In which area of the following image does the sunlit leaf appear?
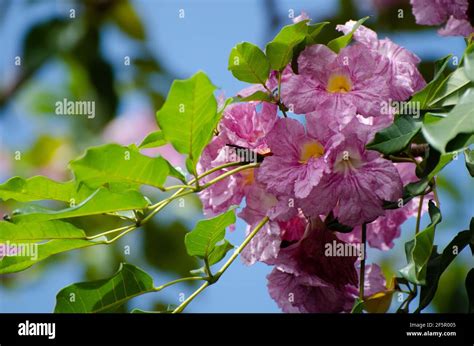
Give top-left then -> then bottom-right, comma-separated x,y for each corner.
70,143 -> 172,189
156,71 -> 218,174
55,263 -> 154,313
185,209 -> 235,266
228,42 -> 270,84
327,17 -> 368,53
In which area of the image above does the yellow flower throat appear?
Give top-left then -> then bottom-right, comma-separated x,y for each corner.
299,141 -> 324,164
326,74 -> 352,93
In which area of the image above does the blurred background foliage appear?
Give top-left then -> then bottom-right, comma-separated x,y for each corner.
0,0 -> 472,313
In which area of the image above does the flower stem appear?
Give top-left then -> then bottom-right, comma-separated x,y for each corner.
415,194 -> 425,235
172,216 -> 270,313
359,223 -> 367,300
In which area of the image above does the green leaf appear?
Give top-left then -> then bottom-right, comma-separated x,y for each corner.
138,131 -> 167,149
416,219 -> 474,312
409,55 -> 452,109
405,152 -> 454,197
185,209 -> 235,266
54,263 -> 155,313
327,17 -> 369,53
11,188 -> 149,222
0,239 -> 99,274
429,67 -> 471,107
464,148 -> 474,177
366,116 -> 421,155
0,219 -> 86,241
399,201 -> 442,285
351,298 -> 365,313
228,42 -> 270,84
466,268 -> 474,313
463,43 -> 474,81
156,71 -> 218,173
70,143 -> 172,189
235,90 -> 273,102
422,89 -> 474,153
265,20 -> 310,71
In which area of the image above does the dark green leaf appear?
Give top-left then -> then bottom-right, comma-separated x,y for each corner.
399,201 -> 442,285
416,220 -> 474,312
422,89 -> 474,153
466,268 -> 474,313
409,55 -> 452,109
465,148 -> 474,177
463,43 -> 474,81
366,116 -> 421,155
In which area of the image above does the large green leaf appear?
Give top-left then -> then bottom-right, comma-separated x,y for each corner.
0,176 -> 77,203
0,219 -> 86,241
366,116 -> 421,155
327,17 -> 368,53
156,71 -> 218,173
54,263 -> 155,313
416,218 -> 474,312
409,55 -> 452,109
266,21 -> 308,71
185,209 -> 235,266
11,188 -> 149,222
228,42 -> 270,84
429,67 -> 471,107
399,201 -> 442,285
463,43 -> 474,81
422,89 -> 474,153
0,238 -> 99,274
70,143 -> 172,189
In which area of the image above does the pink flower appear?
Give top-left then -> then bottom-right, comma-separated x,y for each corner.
281,44 -> 391,121
292,11 -> 310,24
336,21 -> 426,101
197,102 -> 277,216
299,119 -> 403,227
346,264 -> 388,298
338,162 -> 431,250
239,183 -> 306,265
266,218 -> 358,313
257,116 -> 334,199
410,0 -> 474,36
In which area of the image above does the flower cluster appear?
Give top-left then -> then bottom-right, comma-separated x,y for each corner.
410,0 -> 474,37
198,21 -> 429,312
